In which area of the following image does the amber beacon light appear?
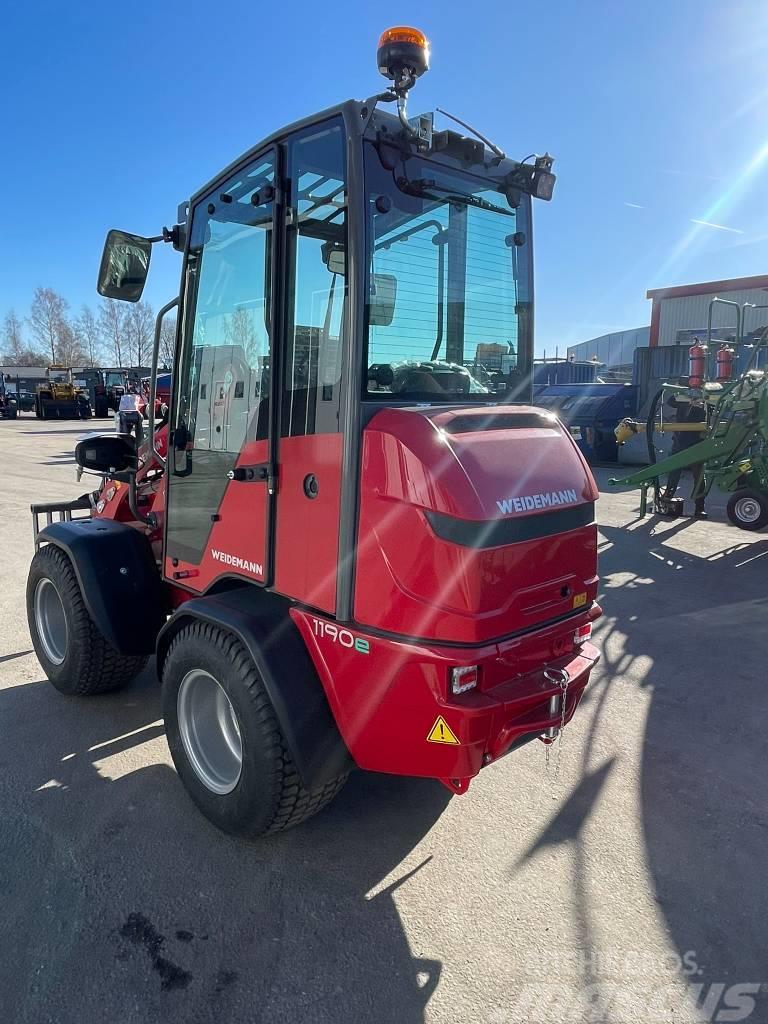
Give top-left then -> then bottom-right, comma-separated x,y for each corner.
377,26 -> 430,93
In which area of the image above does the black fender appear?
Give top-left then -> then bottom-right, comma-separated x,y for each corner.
156,588 -> 355,790
36,519 -> 167,656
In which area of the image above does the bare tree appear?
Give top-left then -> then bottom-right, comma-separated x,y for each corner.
29,287 -> 69,364
98,298 -> 128,367
76,305 -> 102,367
2,310 -> 24,359
1,310 -> 46,364
126,301 -> 154,368
226,307 -> 261,365
56,320 -> 88,367
159,316 -> 177,368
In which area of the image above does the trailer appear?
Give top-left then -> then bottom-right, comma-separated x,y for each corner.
533,381 -> 639,462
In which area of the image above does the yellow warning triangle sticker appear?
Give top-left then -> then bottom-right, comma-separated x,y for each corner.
426,715 -> 460,745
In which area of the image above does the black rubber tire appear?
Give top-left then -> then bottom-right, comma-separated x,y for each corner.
162,622 -> 348,838
726,489 -> 768,531
26,545 -> 148,695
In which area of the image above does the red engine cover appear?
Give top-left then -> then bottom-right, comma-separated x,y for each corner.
354,405 -> 599,644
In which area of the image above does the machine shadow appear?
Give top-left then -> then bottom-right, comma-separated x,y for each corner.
597,523 -> 768,1009
0,667 -> 451,1024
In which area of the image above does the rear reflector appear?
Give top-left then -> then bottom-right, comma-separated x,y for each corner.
450,665 -> 479,695
574,623 -> 592,645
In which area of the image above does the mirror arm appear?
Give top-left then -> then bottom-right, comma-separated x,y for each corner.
149,297 -> 179,467
111,469 -> 156,529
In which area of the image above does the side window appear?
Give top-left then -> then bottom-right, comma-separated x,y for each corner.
178,153 -> 274,452
282,122 -> 346,437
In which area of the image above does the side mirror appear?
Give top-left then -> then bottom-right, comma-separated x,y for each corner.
97,229 -> 152,302
327,249 -> 346,276
74,433 -> 136,475
321,242 -> 346,276
369,273 -> 398,327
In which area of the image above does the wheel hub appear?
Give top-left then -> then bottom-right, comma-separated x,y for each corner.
177,669 -> 242,794
34,578 -> 68,666
735,497 -> 761,524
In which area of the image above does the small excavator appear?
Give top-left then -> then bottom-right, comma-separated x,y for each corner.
611,298 -> 768,531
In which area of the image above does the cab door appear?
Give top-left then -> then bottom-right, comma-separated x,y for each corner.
164,151 -> 276,591
272,119 -> 348,614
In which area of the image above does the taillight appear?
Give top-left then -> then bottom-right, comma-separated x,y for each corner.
450,665 -> 479,695
574,623 -> 592,646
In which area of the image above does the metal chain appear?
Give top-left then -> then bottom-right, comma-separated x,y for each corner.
553,675 -> 570,783
543,671 -> 570,790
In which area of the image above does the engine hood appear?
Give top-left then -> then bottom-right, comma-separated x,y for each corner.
361,405 -> 598,520
354,404 -> 600,644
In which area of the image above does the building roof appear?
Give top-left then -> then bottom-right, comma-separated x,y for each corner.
647,274 -> 768,301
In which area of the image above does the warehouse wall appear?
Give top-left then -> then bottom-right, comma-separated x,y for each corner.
657,287 -> 768,345
566,326 -> 649,367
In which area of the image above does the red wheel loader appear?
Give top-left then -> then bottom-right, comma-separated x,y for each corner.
26,28 -> 601,837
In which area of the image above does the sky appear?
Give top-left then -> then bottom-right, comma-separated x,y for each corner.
2,0 -> 768,355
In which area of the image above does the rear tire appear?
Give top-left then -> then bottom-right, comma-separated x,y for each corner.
162,622 -> 348,837
726,489 -> 768,531
26,545 -> 148,695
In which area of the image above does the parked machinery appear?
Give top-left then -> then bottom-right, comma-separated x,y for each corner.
34,366 -> 92,420
612,299 -> 768,530
0,376 -> 18,419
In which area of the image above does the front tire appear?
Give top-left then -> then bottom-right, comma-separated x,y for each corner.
162,622 -> 348,837
726,489 -> 768,531
26,545 -> 148,695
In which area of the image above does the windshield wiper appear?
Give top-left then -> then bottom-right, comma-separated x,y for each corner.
396,177 -> 513,216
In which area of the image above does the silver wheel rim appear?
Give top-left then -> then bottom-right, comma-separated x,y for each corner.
177,669 -> 242,794
734,497 -> 761,524
34,578 -> 68,666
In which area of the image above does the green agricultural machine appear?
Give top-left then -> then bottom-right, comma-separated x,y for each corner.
611,299 -> 768,531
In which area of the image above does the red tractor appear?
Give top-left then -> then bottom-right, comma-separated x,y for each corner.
26,29 -> 601,837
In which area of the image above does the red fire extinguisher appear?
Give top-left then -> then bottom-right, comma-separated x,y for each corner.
716,342 -> 735,382
688,339 -> 707,389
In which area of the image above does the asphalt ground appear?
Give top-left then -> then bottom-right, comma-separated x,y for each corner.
1,414 -> 766,1024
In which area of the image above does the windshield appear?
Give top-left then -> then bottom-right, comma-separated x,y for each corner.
364,144 -> 532,402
